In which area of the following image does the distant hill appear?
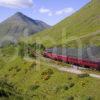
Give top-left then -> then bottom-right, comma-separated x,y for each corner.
0,12 -> 50,46
28,0 -> 100,47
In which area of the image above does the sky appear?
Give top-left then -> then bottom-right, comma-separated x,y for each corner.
0,0 -> 90,25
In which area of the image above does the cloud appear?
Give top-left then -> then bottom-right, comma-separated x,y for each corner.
39,7 -> 75,17
39,7 -> 53,16
48,12 -> 53,16
55,8 -> 75,15
39,8 -> 50,13
0,0 -> 33,8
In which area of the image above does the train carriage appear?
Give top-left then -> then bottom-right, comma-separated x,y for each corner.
43,46 -> 100,70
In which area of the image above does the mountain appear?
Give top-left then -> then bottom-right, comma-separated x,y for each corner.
0,12 -> 50,45
28,0 -> 100,47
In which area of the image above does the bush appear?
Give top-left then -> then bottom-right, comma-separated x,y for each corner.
67,77 -> 72,80
86,96 -> 93,100
18,42 -> 26,58
46,69 -> 54,75
52,85 -> 61,93
41,69 -> 53,76
63,85 -> 69,90
0,80 -> 21,98
63,82 -> 75,91
30,62 -> 36,68
69,83 -> 75,88
81,82 -> 86,87
42,74 -> 50,80
16,68 -> 21,72
67,96 -> 74,100
0,89 -> 10,97
9,67 -> 14,72
41,69 -> 54,80
31,43 -> 45,51
30,85 -> 40,91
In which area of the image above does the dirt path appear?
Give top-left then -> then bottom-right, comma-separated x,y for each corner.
24,56 -> 100,79
89,74 -> 100,79
46,59 -> 100,79
45,60 -> 83,74
58,67 -> 82,74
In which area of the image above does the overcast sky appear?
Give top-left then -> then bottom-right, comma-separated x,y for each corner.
0,0 -> 90,25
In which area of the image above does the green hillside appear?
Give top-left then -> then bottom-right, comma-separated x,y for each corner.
0,45 -> 100,100
25,0 -> 100,47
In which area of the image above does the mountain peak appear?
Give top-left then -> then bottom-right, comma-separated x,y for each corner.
0,12 -> 50,43
9,12 -> 32,23
13,12 -> 26,19
15,12 -> 24,16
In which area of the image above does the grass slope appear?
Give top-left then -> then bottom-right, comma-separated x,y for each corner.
25,0 -> 100,47
0,46 -> 100,100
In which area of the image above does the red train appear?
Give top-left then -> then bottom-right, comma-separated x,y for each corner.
43,47 -> 100,70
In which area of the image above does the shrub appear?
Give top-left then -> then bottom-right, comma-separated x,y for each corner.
81,82 -> 86,87
41,69 -> 54,80
31,43 -> 45,51
41,69 -> 53,75
86,96 -> 93,100
24,69 -> 29,74
67,77 -> 72,80
4,74 -> 9,78
41,71 -> 47,76
52,85 -> 61,93
30,85 -> 40,91
67,96 -> 74,100
9,67 -> 13,72
41,68 -> 53,75
69,83 -> 75,88
29,62 -> 36,69
16,68 -> 21,72
18,42 -> 25,58
0,80 -> 21,98
63,85 -> 69,90
63,82 -> 75,91
0,89 -> 10,97
46,68 -> 53,75
42,74 -> 50,80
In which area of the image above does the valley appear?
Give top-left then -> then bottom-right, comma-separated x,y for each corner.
0,0 -> 100,100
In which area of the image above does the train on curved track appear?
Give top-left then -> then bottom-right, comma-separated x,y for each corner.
43,46 -> 100,70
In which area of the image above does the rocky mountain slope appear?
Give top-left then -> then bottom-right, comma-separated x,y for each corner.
0,12 -> 50,45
